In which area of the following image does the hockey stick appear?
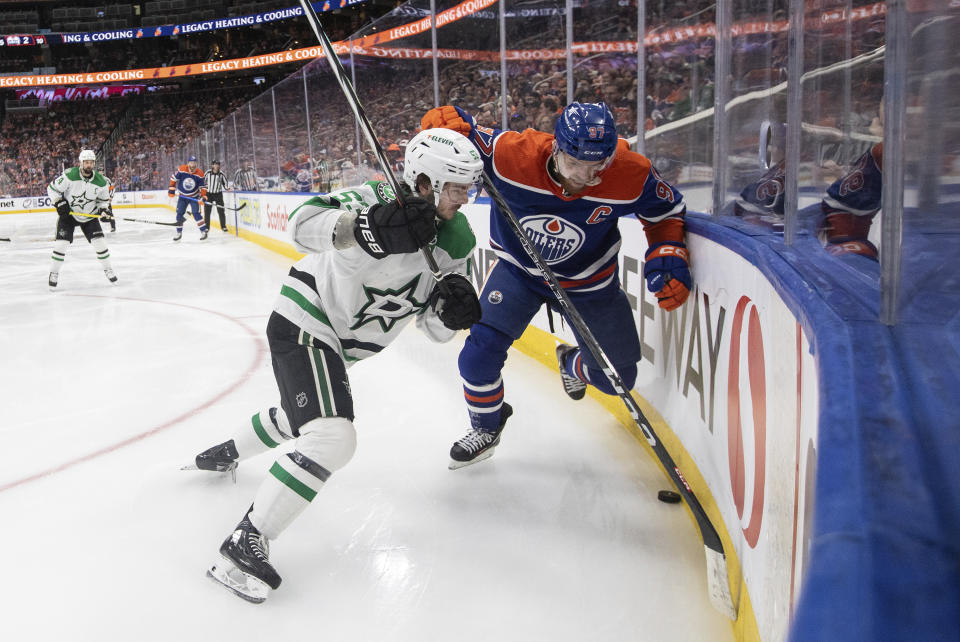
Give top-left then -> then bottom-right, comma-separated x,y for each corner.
175,194 -> 247,212
0,237 -> 10,242
68,210 -> 181,227
481,173 -> 737,620
296,0 -> 448,294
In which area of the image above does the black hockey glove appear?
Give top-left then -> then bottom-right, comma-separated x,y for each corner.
98,208 -> 114,223
354,197 -> 438,258
428,273 -> 482,330
55,200 -> 71,218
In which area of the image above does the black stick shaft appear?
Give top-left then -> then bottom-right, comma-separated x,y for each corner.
297,0 -> 445,287
481,173 -> 734,617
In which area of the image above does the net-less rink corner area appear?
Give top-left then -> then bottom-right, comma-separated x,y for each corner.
0,211 -> 731,642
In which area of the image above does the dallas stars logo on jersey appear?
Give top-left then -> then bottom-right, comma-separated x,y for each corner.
70,193 -> 94,211
350,275 -> 425,333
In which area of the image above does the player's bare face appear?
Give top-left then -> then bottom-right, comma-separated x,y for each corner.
80,160 -> 95,177
554,151 -> 607,191
187,162 -> 197,171
436,183 -> 472,220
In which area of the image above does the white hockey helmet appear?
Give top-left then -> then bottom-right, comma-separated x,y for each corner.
403,128 -> 483,198
78,149 -> 96,162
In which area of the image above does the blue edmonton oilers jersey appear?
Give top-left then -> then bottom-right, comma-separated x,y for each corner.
169,165 -> 206,198
467,123 -> 685,293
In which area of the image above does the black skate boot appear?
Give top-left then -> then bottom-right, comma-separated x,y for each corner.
207,509 -> 282,603
173,231 -> 182,242
200,229 -> 208,241
190,439 -> 239,478
556,344 -> 587,401
449,403 -> 513,470
48,272 -> 59,290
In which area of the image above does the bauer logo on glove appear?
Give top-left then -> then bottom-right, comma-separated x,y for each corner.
353,198 -> 438,258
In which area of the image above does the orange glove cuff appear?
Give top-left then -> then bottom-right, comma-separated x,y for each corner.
656,279 -> 690,311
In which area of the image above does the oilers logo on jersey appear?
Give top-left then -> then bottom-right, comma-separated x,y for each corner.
520,215 -> 585,264
180,175 -> 200,193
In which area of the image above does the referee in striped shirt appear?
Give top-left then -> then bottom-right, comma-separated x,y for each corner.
204,160 -> 228,232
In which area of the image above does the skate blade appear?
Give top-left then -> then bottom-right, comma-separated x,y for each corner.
448,447 -> 496,470
181,463 -> 237,483
207,555 -> 270,604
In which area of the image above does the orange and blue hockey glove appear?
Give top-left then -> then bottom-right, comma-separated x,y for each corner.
643,242 -> 692,311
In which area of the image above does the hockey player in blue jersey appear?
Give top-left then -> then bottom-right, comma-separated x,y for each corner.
168,155 -> 209,241
422,102 -> 692,469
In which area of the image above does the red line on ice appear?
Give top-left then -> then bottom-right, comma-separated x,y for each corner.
0,294 -> 268,493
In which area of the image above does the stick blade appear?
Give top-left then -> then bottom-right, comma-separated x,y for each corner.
704,546 -> 738,620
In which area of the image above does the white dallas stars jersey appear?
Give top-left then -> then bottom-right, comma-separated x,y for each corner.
275,181 -> 477,363
47,167 -> 111,223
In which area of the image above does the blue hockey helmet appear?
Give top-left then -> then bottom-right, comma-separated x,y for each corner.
553,102 -> 618,162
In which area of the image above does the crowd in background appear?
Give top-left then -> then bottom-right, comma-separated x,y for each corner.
0,0 -> 890,197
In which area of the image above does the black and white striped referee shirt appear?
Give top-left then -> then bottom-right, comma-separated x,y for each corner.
205,170 -> 226,194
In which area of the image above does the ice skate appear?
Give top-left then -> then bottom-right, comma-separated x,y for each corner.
449,403 -> 513,470
173,231 -> 182,242
200,229 -> 208,241
48,272 -> 59,290
104,267 -> 118,284
207,511 -> 281,603
183,439 -> 238,482
556,344 -> 587,401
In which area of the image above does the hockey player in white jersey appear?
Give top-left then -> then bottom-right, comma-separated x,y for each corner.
192,129 -> 484,603
47,149 -> 118,289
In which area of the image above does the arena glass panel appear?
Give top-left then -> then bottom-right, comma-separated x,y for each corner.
249,90 -> 281,191
717,0 -> 789,226
211,121 -> 227,179
503,0 -> 568,132
299,38 -> 373,193
571,0 -> 639,140
233,103 -> 257,191
271,69 -> 315,193
895,9 -> 959,321
640,0 -> 717,212
348,0 -> 436,187
792,0 -> 884,281
436,0 -> 501,128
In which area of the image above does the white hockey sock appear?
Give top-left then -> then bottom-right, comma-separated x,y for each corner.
232,407 -> 294,460
90,236 -> 113,270
50,239 -> 69,272
249,417 -> 356,540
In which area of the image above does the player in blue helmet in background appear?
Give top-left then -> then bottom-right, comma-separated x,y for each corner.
168,155 -> 208,241
422,101 -> 692,469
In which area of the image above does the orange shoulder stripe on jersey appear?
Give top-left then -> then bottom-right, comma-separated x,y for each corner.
492,134 -> 654,203
580,140 -> 651,202
490,130 -> 556,193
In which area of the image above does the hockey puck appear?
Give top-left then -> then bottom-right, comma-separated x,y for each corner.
657,490 -> 682,504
